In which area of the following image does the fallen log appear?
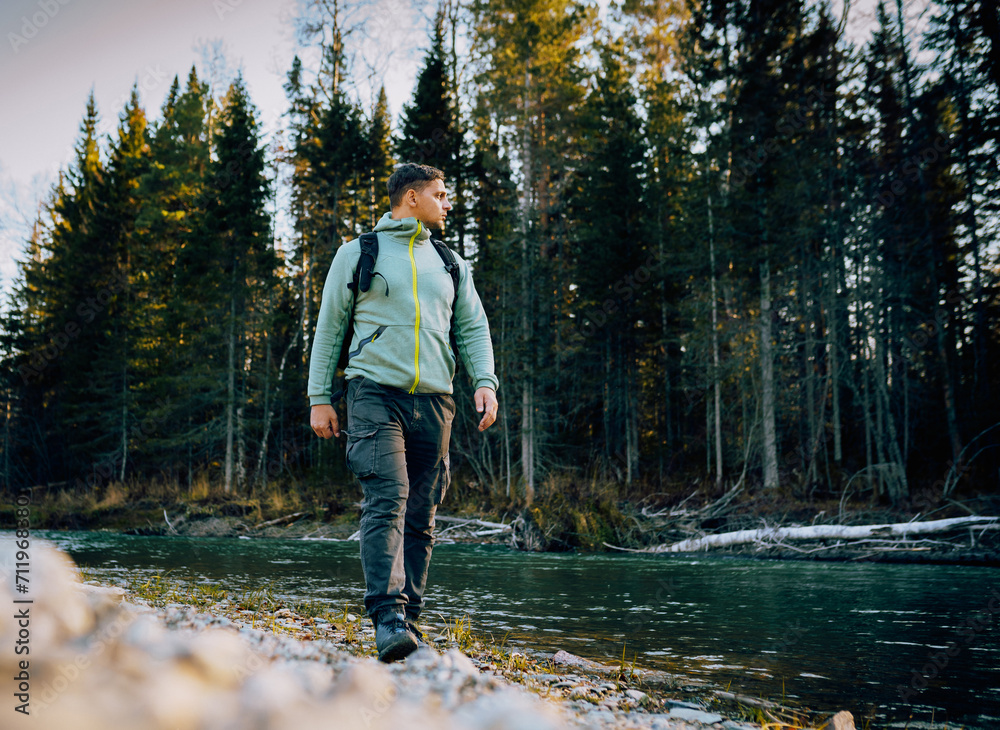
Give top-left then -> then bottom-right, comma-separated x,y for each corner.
254,511 -> 308,529
435,516 -> 511,531
638,515 -> 999,553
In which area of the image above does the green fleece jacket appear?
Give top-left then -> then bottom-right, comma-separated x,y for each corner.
308,213 -> 499,405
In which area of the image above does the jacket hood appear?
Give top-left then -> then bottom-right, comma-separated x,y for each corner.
373,212 -> 432,244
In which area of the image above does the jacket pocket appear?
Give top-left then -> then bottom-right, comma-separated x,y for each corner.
348,326 -> 387,361
345,426 -> 379,478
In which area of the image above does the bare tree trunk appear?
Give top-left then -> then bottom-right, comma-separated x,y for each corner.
500,276 -> 512,498
936,320 -> 963,466
873,333 -> 886,499
708,194 -> 723,487
258,302 -> 273,494
255,293 -> 304,489
301,248 -> 312,370
903,357 -> 910,463
760,259 -> 779,489
224,295 -> 236,494
827,257 -> 842,465
659,233 -> 672,458
627,355 -> 639,488
605,338 -> 614,477
519,65 -> 534,503
3,385 -> 11,490
119,360 -> 127,483
796,245 -> 817,489
705,387 -> 712,477
863,353 -> 873,495
236,402 -> 247,491
875,355 -> 909,501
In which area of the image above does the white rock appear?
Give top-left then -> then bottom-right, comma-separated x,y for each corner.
185,629 -> 263,688
668,706 -> 724,724
443,648 -> 479,677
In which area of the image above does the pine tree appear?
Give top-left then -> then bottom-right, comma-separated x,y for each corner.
567,40 -> 647,487
31,94 -> 108,484
396,8 -> 457,172
84,85 -> 152,487
395,6 -> 468,252
135,68 -> 212,486
470,0 -> 593,499
180,74 -> 276,493
365,86 -> 394,226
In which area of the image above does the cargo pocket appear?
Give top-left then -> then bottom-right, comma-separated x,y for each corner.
433,453 -> 451,505
345,426 -> 379,478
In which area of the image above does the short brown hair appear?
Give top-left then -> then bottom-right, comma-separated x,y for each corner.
388,163 -> 445,208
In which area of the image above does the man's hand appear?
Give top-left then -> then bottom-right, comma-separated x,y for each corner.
474,387 -> 498,432
311,404 -> 340,439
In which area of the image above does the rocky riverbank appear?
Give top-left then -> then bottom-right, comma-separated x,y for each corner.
1,539 -> 864,730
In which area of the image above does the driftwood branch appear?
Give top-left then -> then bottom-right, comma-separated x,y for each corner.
255,511 -> 308,529
435,516 -> 511,531
632,515 -> 999,553
163,510 -> 178,535
435,516 -> 512,543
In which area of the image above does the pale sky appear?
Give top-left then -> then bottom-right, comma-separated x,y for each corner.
0,0 -> 433,295
0,0 -> 901,299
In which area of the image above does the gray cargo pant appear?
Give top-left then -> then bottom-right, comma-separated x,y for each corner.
345,376 -> 454,619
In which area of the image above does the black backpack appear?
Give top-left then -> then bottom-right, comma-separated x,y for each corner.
330,231 -> 461,402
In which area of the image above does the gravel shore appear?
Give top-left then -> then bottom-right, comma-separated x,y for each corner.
0,539 -> 777,729
0,539 -> 867,729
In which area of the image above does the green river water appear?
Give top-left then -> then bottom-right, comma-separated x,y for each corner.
28,530 -> 1000,728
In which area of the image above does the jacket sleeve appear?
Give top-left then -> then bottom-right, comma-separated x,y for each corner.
452,255 -> 499,393
307,243 -> 359,406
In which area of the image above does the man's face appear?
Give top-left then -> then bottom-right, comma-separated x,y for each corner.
408,179 -> 452,231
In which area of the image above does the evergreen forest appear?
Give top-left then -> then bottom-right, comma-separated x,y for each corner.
3,0 -> 999,526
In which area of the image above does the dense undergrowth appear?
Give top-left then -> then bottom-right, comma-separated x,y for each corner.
4,463 -> 995,554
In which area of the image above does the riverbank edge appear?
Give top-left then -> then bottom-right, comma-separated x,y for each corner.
114,508 -> 1000,566
85,571 -> 841,730
5,487 -> 999,564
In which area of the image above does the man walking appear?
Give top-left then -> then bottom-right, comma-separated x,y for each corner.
308,163 -> 499,662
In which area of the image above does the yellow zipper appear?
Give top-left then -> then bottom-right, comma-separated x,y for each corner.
408,222 -> 422,393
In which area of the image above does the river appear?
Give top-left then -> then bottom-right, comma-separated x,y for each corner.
31,529 -> 1000,728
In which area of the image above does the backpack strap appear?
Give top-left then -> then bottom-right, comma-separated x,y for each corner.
334,232 -> 379,387
430,238 -> 461,359
350,232 -> 380,295
333,234 -> 460,400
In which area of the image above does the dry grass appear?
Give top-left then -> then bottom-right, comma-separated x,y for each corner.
97,481 -> 128,509
187,473 -> 211,501
264,484 -> 303,515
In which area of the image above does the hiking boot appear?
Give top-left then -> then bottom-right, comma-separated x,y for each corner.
404,618 -> 427,646
374,609 -> 418,663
